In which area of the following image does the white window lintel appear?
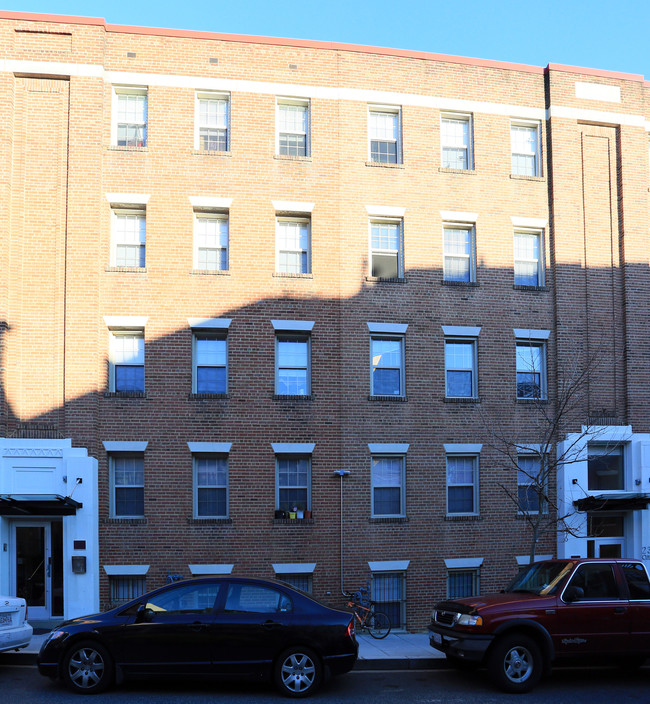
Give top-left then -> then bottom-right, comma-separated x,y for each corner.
511,216 -> 547,228
365,205 -> 406,218
104,316 -> 148,330
272,563 -> 316,574
271,320 -> 315,332
444,444 -> 483,454
444,557 -> 484,569
103,564 -> 149,576
188,564 -> 234,575
188,318 -> 232,330
367,322 -> 408,334
103,441 -> 148,452
272,443 -> 315,454
189,196 -> 233,210
187,442 -> 232,454
514,328 -> 551,340
516,554 -> 554,566
368,443 -> 410,454
442,325 -> 481,337
106,193 -> 150,206
272,200 -> 314,213
368,560 -> 410,572
440,211 -> 478,223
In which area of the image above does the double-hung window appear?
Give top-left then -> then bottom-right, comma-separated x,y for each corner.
272,320 -> 313,397
443,326 -> 480,399
277,98 -> 309,157
113,87 -> 147,147
110,452 -> 145,517
448,570 -> 480,599
189,318 -> 231,395
276,217 -> 310,274
371,568 -> 407,629
446,450 -> 480,515
517,452 -> 547,513
371,454 -> 406,517
194,454 -> 229,518
368,106 -> 401,163
515,330 -> 549,399
514,229 -> 544,286
109,330 -> 145,393
111,208 -> 146,268
443,224 -> 475,283
368,323 -> 407,398
511,121 -> 541,176
274,451 -> 312,513
370,218 -> 403,279
194,212 -> 229,271
195,92 -> 229,151
441,114 -> 472,169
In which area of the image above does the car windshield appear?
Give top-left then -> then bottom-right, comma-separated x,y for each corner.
505,561 -> 575,596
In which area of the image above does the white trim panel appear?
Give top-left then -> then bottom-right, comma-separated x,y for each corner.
368,560 -> 410,571
444,558 -> 484,569
516,444 -> 543,454
272,200 -> 315,213
511,216 -> 548,228
187,442 -> 232,453
442,326 -> 481,337
444,444 -> 483,454
368,443 -> 410,454
189,196 -> 233,209
106,193 -> 150,205
440,211 -> 478,223
575,82 -> 621,103
367,322 -> 408,334
103,564 -> 149,576
103,441 -> 148,452
271,443 -> 316,454
104,316 -> 148,329
188,564 -> 234,575
272,563 -> 317,574
271,320 -> 315,332
514,328 -> 551,340
365,205 -> 406,218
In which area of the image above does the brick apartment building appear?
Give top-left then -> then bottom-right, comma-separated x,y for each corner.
0,10 -> 649,630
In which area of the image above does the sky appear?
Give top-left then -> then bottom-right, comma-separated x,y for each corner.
5,0 -> 650,80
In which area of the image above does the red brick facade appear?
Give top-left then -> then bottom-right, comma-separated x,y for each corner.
1,12 -> 649,629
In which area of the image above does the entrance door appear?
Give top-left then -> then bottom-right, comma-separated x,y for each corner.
14,522 -> 63,620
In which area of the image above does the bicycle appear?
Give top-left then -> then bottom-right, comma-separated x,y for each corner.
344,588 -> 391,639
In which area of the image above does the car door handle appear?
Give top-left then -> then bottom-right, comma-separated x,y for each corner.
613,607 -> 627,614
261,620 -> 283,629
190,621 -> 207,631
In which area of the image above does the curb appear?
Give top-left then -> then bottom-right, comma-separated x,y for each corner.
0,651 -> 37,666
354,657 -> 445,671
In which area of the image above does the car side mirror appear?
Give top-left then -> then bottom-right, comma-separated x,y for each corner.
564,586 -> 584,603
135,603 -> 154,623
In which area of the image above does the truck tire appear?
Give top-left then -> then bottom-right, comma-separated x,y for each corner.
487,634 -> 542,693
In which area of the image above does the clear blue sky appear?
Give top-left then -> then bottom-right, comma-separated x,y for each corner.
7,1 -> 650,79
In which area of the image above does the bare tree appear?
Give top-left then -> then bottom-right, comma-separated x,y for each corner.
482,346 -> 609,564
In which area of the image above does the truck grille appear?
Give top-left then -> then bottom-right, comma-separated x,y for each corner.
434,609 -> 459,627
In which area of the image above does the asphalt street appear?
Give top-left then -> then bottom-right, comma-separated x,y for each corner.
1,663 -> 649,703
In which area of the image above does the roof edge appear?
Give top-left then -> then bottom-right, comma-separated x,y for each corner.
546,62 -> 645,84
0,10 -> 105,26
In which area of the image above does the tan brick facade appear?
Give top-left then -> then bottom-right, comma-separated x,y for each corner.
1,11 -> 649,629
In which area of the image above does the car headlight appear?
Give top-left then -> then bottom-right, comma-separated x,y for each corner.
457,614 -> 483,627
43,630 -> 67,647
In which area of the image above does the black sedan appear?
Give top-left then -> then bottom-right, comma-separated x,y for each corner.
37,576 -> 358,697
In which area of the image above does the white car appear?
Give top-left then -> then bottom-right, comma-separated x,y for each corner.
0,596 -> 32,653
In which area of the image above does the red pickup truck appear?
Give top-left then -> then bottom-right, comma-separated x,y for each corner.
428,558 -> 650,692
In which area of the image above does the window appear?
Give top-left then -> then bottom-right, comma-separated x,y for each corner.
370,335 -> 405,397
193,454 -> 228,518
146,582 -> 221,614
443,224 -> 475,283
194,213 -> 228,271
111,209 -> 146,268
447,455 -> 479,514
276,455 -> 311,513
447,570 -> 480,599
368,106 -> 401,163
196,92 -> 229,151
514,230 -> 544,286
511,121 -> 540,176
113,87 -> 147,147
110,575 -> 146,605
225,583 -> 292,613
276,217 -> 310,274
565,563 -> 620,600
278,573 -> 313,593
622,562 -> 650,600
372,571 -> 405,629
276,333 -> 310,395
441,114 -> 472,169
370,219 -> 402,279
445,338 -> 477,398
110,453 -> 144,517
517,455 -> 546,513
515,340 -> 546,399
371,456 -> 405,517
277,98 -> 309,157
109,331 -> 145,393
588,445 -> 624,491
193,332 -> 227,394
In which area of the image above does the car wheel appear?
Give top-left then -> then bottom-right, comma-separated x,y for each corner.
274,646 -> 322,698
62,640 -> 114,695
487,634 -> 542,693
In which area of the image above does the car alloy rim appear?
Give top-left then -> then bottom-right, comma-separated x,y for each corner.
281,652 -> 316,693
68,647 -> 105,689
503,645 -> 533,683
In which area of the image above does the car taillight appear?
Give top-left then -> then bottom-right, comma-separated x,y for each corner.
346,617 -> 355,639
24,604 -> 28,621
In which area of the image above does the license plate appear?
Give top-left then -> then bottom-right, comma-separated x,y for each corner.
431,631 -> 442,645
0,614 -> 12,626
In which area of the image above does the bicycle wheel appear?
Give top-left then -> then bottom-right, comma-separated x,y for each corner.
368,611 -> 391,639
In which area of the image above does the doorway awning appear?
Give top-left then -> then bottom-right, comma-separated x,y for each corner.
573,493 -> 650,512
0,494 -> 82,516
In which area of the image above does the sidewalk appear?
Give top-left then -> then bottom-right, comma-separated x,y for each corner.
1,630 -> 446,671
